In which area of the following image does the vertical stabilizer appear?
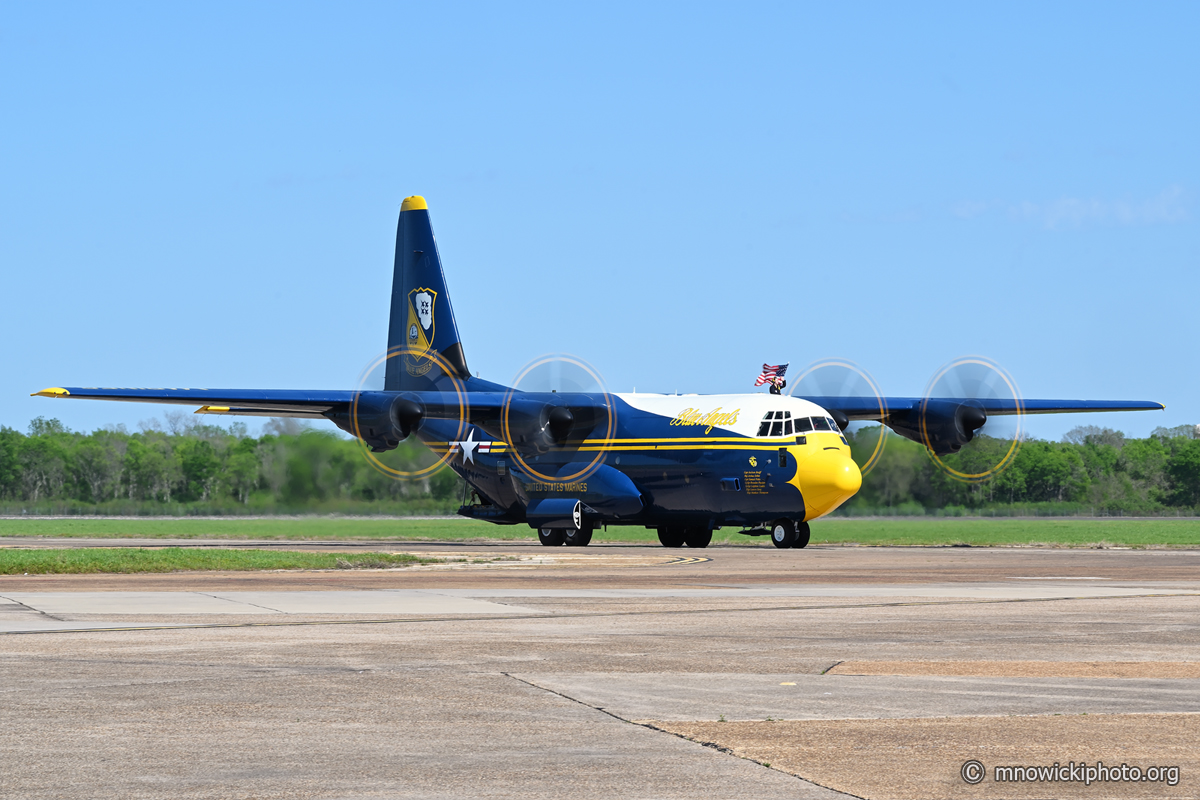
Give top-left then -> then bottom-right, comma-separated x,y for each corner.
384,196 -> 470,390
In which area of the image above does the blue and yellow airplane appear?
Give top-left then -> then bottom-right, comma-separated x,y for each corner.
33,197 -> 1164,549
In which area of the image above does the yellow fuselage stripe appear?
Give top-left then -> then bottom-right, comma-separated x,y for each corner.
425,442 -> 839,453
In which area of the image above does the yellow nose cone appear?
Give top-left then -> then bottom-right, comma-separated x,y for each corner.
834,458 -> 863,494
788,441 -> 863,521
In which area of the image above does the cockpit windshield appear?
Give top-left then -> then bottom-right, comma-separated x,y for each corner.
757,411 -> 844,437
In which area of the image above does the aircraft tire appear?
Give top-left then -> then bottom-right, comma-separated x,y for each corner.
657,527 -> 686,548
538,528 -> 567,546
683,528 -> 712,549
793,521 -> 811,549
770,519 -> 797,549
565,527 -> 593,547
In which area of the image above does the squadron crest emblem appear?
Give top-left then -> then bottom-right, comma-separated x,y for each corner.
405,287 -> 438,375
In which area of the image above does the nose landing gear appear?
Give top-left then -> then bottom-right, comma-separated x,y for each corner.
770,519 -> 811,549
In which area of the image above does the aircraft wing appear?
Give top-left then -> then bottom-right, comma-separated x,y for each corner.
30,387 -> 356,419
28,386 -> 577,422
31,385 -> 615,454
804,394 -> 1164,454
27,384 -> 583,433
804,396 -> 1165,421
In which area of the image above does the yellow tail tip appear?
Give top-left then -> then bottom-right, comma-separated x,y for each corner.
401,195 -> 428,212
31,387 -> 70,398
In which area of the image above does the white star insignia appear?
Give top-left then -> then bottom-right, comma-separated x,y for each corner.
454,430 -> 481,464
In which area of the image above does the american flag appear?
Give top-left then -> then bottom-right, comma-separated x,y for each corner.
754,362 -> 789,387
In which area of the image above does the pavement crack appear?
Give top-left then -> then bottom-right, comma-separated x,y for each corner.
820,660 -> 844,675
503,672 -> 636,727
195,591 -> 285,614
501,673 -> 863,798
0,592 -> 64,621
4,592 -> 1193,636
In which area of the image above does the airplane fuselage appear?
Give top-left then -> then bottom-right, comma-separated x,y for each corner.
435,390 -> 862,532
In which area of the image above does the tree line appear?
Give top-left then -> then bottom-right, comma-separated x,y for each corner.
0,415 -> 1196,516
0,415 -> 462,515
843,423 -> 1200,515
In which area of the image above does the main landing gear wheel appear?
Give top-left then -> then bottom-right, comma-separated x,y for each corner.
538,528 -> 566,547
771,519 -> 797,549
564,527 -> 593,547
793,520 -> 811,549
657,527 -> 686,548
683,528 -> 712,549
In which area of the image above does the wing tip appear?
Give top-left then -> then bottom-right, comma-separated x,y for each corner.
31,387 -> 70,398
195,406 -> 231,415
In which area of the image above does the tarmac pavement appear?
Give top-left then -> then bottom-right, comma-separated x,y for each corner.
1,543 -> 1197,799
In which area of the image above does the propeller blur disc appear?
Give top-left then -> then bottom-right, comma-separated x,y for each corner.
501,353 -> 618,484
789,359 -> 889,476
920,356 -> 1023,483
351,346 -> 467,482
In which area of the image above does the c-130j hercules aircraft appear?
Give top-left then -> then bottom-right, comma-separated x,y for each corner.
34,197 -> 1164,549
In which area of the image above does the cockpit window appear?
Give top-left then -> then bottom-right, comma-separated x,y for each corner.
811,417 -> 831,431
758,411 -> 795,437
827,417 -> 841,431
794,417 -> 813,433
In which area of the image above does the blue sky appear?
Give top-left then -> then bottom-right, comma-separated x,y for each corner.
2,2 -> 1196,441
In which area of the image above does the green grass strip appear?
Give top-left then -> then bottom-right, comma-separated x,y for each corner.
0,547 -> 433,575
0,517 -> 1197,548
0,517 -> 502,541
808,518 -> 1200,548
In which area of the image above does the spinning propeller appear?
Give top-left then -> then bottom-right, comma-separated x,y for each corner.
918,356 -> 1024,483
347,346 -> 468,483
342,350 -> 619,486
345,343 -> 1023,489
790,355 -> 1026,484
789,359 -> 889,476
499,354 -> 619,483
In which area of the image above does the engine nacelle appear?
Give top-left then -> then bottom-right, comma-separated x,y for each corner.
326,392 -> 425,452
887,400 -> 987,456
502,398 -> 579,450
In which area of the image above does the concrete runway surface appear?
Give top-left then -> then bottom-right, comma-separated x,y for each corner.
1,543 -> 1198,799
